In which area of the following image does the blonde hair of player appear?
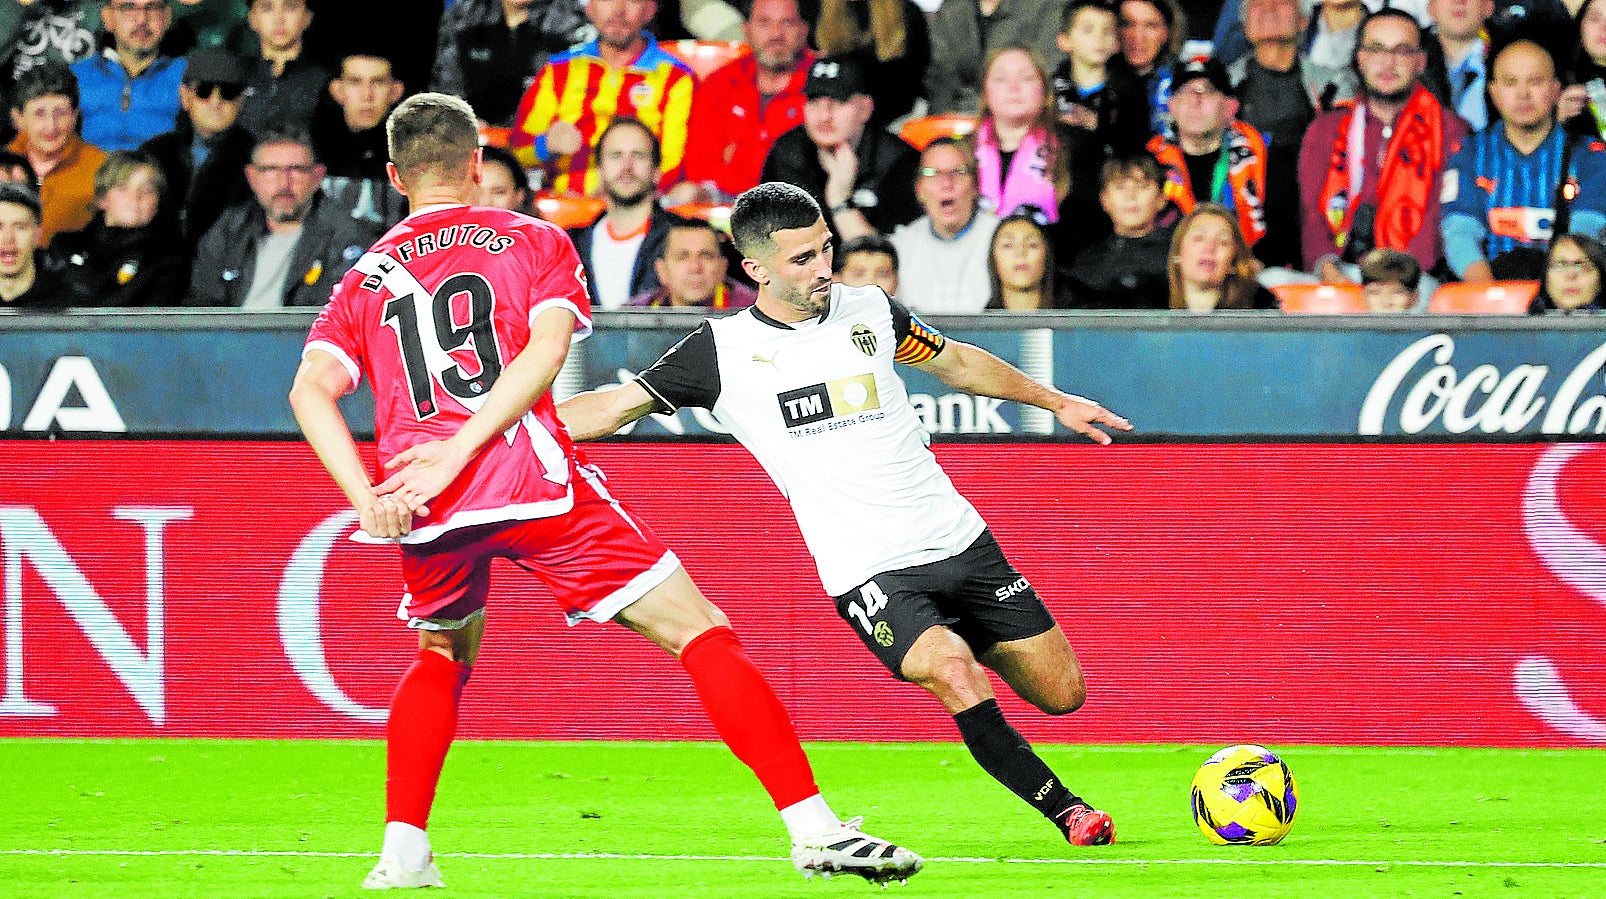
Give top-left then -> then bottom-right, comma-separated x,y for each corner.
384,92 -> 484,206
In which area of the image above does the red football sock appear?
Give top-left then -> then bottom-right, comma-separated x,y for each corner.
679,626 -> 819,810
386,649 -> 472,830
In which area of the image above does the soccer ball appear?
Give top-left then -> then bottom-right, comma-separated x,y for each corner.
1190,744 -> 1299,845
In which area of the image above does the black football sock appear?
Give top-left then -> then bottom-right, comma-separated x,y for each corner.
953,699 -> 1082,831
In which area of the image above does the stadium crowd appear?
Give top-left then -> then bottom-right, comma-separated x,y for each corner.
2,0 -> 1605,315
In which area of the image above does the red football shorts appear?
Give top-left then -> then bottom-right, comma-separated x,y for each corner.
397,466 -> 680,629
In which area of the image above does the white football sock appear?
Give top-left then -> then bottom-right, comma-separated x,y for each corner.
779,794 -> 841,842
380,821 -> 433,869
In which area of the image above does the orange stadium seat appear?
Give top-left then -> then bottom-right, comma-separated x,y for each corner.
1427,280 -> 1539,314
1273,282 -> 1367,314
899,114 -> 979,150
533,191 -> 605,229
662,40 -> 750,80
478,125 -> 511,149
667,201 -> 734,232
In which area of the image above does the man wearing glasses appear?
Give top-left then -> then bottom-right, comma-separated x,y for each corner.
140,47 -> 254,248
70,0 -> 185,151
186,125 -> 371,306
887,136 -> 999,313
1300,8 -> 1468,283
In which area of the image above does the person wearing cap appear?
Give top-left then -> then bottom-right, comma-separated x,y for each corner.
1146,57 -> 1271,248
1299,8 -> 1466,281
759,54 -> 921,241
71,0 -> 187,151
7,61 -> 106,246
312,49 -> 408,236
0,182 -> 82,309
138,46 -> 255,246
509,0 -> 696,194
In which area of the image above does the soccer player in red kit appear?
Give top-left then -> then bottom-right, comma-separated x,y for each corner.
288,92 -> 922,890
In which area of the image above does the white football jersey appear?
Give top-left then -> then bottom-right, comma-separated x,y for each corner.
635,283 -> 987,594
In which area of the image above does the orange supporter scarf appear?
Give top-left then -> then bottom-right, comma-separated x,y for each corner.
1146,121 -> 1269,244
1317,85 -> 1446,253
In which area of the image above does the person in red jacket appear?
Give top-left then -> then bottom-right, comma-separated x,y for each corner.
676,0 -> 813,201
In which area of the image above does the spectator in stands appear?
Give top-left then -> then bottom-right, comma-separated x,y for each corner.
986,210 -> 1059,308
72,0 -> 186,151
304,1 -> 441,98
1069,153 -> 1172,307
187,125 -> 369,306
54,149 -> 185,306
429,0 -> 587,129
168,0 -> 251,54
314,50 -> 406,236
1119,0 -> 1186,136
477,144 -> 533,212
1358,247 -> 1429,312
1442,40 -> 1606,282
975,48 -> 1070,223
1149,58 -> 1271,249
0,183 -> 77,308
7,62 -> 105,245
1429,0 -> 1493,131
1532,233 -> 1606,312
567,118 -> 693,309
887,136 -> 999,314
510,0 -> 695,194
139,47 -> 253,246
0,150 -> 37,188
812,0 -> 931,125
1306,0 -> 1371,73
1562,0 -> 1606,138
238,0 -> 328,138
760,54 -> 921,239
1301,9 -> 1467,280
1168,203 -> 1278,309
680,0 -> 814,201
626,219 -> 758,308
926,0 -> 1067,115
1052,1 -> 1152,162
833,232 -> 900,295
1231,0 -> 1354,150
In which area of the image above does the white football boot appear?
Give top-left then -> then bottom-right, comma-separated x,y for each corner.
361,855 -> 446,890
791,816 -> 924,884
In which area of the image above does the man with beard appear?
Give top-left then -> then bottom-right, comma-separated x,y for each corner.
567,117 -> 698,309
187,126 -> 371,306
1300,8 -> 1468,280
71,0 -> 186,151
679,0 -> 814,200
510,0 -> 695,193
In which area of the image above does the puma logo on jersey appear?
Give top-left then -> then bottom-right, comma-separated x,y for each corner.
752,352 -> 779,369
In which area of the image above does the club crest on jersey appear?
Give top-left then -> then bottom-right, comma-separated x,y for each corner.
850,324 -> 877,356
777,373 -> 881,430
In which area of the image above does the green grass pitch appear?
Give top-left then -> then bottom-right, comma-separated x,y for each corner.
4,739 -> 1604,898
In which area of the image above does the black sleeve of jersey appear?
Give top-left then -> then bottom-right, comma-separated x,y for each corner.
887,294 -> 948,364
634,321 -> 721,411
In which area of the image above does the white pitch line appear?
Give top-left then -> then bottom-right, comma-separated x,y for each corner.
4,850 -> 1604,868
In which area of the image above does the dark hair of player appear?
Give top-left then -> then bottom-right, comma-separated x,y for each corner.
594,116 -> 663,168
833,233 -> 898,273
386,92 -> 480,184
12,60 -> 79,112
730,182 -> 822,258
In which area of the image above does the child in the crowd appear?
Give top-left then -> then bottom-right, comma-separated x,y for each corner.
1358,248 -> 1428,314
1068,154 -> 1173,308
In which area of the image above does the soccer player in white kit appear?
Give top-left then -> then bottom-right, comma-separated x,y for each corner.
290,99 -> 922,889
547,182 -> 1133,847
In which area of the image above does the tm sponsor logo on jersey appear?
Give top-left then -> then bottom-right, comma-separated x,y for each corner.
778,374 -> 885,435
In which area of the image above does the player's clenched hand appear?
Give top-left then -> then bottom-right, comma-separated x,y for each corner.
359,493 -> 412,539
373,439 -> 473,516
1053,395 -> 1132,445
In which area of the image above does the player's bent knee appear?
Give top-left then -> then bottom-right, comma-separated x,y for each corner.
1039,680 -> 1087,716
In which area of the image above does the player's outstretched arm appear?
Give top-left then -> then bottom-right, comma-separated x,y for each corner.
289,350 -> 413,539
555,380 -> 660,441
376,307 -> 577,514
916,340 -> 1133,444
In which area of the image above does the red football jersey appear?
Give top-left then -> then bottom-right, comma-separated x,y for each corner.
305,204 -> 593,544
